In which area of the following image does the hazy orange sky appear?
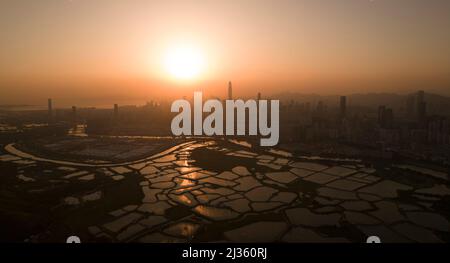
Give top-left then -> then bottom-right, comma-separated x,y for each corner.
1,0 -> 450,106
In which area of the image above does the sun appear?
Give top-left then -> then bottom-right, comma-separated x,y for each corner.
164,45 -> 205,80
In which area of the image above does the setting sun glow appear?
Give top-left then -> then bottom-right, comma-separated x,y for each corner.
164,45 -> 205,80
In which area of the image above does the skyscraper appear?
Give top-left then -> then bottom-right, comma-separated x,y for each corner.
340,96 -> 347,119
378,105 -> 394,129
378,106 -> 385,124
48,98 -> 53,121
228,81 -> 232,100
114,104 -> 119,120
417,90 -> 424,107
406,95 -> 415,118
418,101 -> 427,123
385,108 -> 394,129
317,101 -> 324,112
416,90 -> 426,123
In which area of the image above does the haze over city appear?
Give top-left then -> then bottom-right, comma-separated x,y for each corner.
1,0 -> 450,245
1,0 -> 450,107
